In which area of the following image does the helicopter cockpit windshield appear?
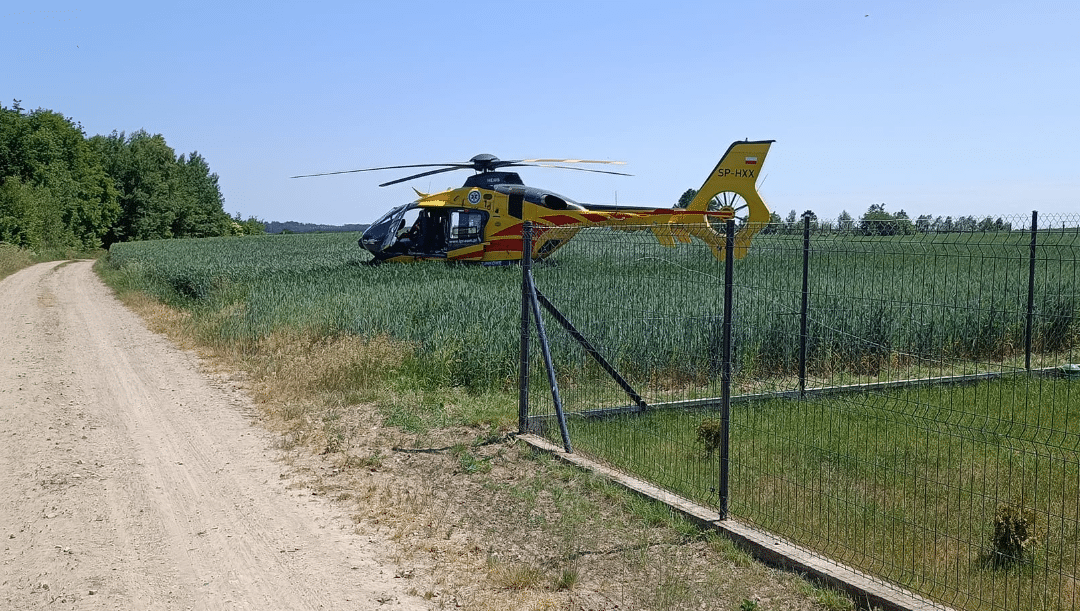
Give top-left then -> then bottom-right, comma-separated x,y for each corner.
359,203 -> 412,254
359,202 -> 488,260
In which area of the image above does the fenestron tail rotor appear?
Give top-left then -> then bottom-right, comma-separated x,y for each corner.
706,191 -> 752,229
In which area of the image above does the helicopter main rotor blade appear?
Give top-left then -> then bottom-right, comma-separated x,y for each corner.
527,163 -> 632,177
290,162 -> 470,179
377,166 -> 465,187
521,158 -> 627,166
291,154 -> 632,184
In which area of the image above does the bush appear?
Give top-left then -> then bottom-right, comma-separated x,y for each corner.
990,500 -> 1037,568
695,418 -> 725,458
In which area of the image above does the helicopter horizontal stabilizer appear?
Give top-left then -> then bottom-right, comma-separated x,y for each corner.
650,225 -> 692,248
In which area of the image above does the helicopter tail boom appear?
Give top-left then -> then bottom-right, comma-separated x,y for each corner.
575,140 -> 775,260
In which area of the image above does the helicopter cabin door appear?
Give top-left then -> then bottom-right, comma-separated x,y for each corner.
445,209 -> 488,260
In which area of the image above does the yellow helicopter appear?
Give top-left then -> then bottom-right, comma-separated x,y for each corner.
292,139 -> 774,264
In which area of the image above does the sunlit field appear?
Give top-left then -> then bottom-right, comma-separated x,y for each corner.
104,227 -> 1080,610
105,229 -> 1080,392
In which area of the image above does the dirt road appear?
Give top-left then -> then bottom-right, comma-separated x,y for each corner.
0,261 -> 425,610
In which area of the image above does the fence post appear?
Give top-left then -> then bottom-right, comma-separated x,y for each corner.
799,214 -> 811,395
1024,210 -> 1038,372
719,219 -> 735,520
527,269 -> 573,453
518,222 -> 533,433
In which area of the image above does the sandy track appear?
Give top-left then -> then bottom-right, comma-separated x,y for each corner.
0,261 -> 424,610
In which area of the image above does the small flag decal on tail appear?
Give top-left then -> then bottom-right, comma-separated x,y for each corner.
745,156 -> 758,165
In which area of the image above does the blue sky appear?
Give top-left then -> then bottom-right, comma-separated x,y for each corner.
4,1 -> 1078,225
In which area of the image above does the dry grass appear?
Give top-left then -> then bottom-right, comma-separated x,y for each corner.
103,270 -> 852,611
1,244 -> 107,281
0,243 -> 36,280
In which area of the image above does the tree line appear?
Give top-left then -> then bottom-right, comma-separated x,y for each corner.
766,204 -> 1013,235
675,188 -> 1015,235
0,100 -> 262,251
263,220 -> 368,234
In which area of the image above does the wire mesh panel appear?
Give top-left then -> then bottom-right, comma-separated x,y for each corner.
523,224 -> 731,507
523,215 -> 1080,611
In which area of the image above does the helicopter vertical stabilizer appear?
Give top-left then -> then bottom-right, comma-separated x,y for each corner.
681,140 -> 774,259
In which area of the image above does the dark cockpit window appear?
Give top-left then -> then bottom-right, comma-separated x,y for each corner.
541,194 -> 568,210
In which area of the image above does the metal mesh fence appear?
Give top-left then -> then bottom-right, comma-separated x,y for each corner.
521,214 -> 1080,611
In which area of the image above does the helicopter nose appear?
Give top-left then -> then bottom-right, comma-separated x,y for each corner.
359,233 -> 383,252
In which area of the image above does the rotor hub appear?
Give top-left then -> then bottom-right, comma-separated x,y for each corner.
469,154 -> 501,173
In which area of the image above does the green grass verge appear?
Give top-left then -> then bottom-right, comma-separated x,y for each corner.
563,378 -> 1080,611
1,242 -> 105,281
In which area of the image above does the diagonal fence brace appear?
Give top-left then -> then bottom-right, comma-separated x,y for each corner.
533,286 -> 648,410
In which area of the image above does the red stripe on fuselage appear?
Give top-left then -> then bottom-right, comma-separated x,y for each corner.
544,214 -> 582,226
491,225 -> 524,237
487,238 -> 525,250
